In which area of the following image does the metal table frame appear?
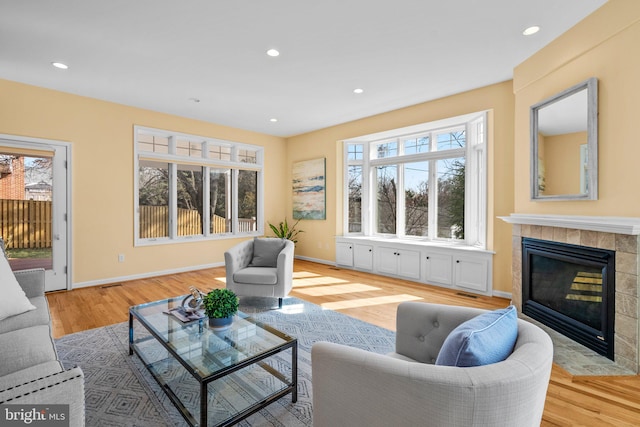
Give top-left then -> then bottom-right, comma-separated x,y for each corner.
129,298 -> 297,427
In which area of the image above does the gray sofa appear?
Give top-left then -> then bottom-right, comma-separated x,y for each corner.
0,267 -> 85,426
312,301 -> 554,427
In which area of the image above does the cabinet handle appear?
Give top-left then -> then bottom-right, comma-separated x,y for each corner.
369,249 -> 372,252
456,260 -> 460,263
426,256 -> 430,260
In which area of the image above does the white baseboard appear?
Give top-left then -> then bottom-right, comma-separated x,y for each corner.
492,290 -> 513,301
72,262 -> 225,289
294,255 -> 334,266
73,256 -> 330,290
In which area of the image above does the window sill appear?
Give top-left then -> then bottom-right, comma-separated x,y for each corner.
337,235 -> 493,254
135,231 -> 261,247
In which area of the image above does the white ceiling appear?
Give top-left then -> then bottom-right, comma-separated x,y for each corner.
0,0 -> 607,138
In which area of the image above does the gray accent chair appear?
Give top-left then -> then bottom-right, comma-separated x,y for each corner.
0,240 -> 84,426
312,301 -> 553,427
224,238 -> 295,308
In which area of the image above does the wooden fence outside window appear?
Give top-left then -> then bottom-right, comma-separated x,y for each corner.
139,206 -> 256,238
0,201 -> 257,248
0,199 -> 52,249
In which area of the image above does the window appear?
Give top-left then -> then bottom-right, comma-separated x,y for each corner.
375,165 -> 397,234
138,161 -> 169,239
347,165 -> 363,232
344,112 -> 487,248
135,126 -> 263,245
404,161 -> 429,236
209,168 -> 231,234
176,164 -> 204,237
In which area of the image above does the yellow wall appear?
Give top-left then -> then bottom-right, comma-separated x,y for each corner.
514,0 -> 640,216
287,81 -> 516,294
542,131 -> 586,195
0,79 -> 288,285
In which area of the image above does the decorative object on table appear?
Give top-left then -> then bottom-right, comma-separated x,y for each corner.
268,217 -> 304,244
182,286 -> 206,312
162,286 -> 207,322
292,157 -> 326,220
203,288 -> 239,329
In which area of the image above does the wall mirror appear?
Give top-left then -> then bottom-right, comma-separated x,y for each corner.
530,77 -> 598,200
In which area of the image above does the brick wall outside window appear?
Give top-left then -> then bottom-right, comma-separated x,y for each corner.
0,157 -> 25,200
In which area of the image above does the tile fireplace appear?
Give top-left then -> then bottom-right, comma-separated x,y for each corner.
501,214 -> 640,373
522,237 -> 615,359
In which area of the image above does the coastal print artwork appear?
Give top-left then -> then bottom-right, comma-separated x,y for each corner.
292,158 -> 326,220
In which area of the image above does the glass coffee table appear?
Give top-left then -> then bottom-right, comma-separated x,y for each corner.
129,296 -> 297,427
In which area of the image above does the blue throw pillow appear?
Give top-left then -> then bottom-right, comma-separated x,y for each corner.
435,306 -> 518,367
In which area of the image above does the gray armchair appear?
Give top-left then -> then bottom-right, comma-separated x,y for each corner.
224,237 -> 294,308
312,302 -> 553,427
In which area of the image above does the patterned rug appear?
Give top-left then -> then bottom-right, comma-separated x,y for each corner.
54,297 -> 396,426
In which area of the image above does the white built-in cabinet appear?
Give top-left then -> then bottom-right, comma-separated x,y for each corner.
423,251 -> 453,285
377,246 -> 421,280
336,241 -> 354,267
336,237 -> 493,296
353,244 -> 374,270
453,254 -> 489,293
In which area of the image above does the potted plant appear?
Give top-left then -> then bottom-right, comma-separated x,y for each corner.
202,288 -> 239,329
268,218 -> 303,243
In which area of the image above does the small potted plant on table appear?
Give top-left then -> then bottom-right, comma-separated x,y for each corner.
203,288 -> 239,329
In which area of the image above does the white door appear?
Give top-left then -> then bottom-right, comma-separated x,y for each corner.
0,135 -> 70,291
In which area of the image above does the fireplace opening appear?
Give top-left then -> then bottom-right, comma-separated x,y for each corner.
522,238 -> 615,360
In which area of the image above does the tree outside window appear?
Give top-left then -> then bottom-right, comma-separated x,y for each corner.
135,127 -> 263,244
344,114 -> 484,246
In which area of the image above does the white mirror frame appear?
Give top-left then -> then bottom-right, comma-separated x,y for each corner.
530,77 -> 598,201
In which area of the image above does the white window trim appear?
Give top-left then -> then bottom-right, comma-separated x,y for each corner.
134,125 -> 264,246
343,111 -> 487,249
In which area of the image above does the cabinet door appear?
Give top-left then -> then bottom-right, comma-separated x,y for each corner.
336,242 -> 354,267
397,249 -> 421,280
353,244 -> 374,270
424,252 -> 453,285
377,246 -> 399,275
454,256 -> 488,292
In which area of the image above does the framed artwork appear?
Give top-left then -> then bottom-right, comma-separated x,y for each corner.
292,158 -> 326,220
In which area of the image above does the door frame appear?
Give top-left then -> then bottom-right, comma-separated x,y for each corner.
0,133 -> 72,291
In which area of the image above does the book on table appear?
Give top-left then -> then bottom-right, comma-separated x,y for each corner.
163,306 -> 205,323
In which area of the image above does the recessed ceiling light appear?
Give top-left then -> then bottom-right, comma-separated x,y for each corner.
522,26 -> 540,36
353,88 -> 364,94
266,49 -> 280,57
51,62 -> 68,69
270,118 -> 278,122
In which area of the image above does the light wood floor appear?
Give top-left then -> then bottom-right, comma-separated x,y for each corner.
46,259 -> 640,426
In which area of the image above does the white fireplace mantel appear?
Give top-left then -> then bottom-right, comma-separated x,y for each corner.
499,214 -> 640,236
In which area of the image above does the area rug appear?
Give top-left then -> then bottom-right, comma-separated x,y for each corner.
54,297 -> 396,426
